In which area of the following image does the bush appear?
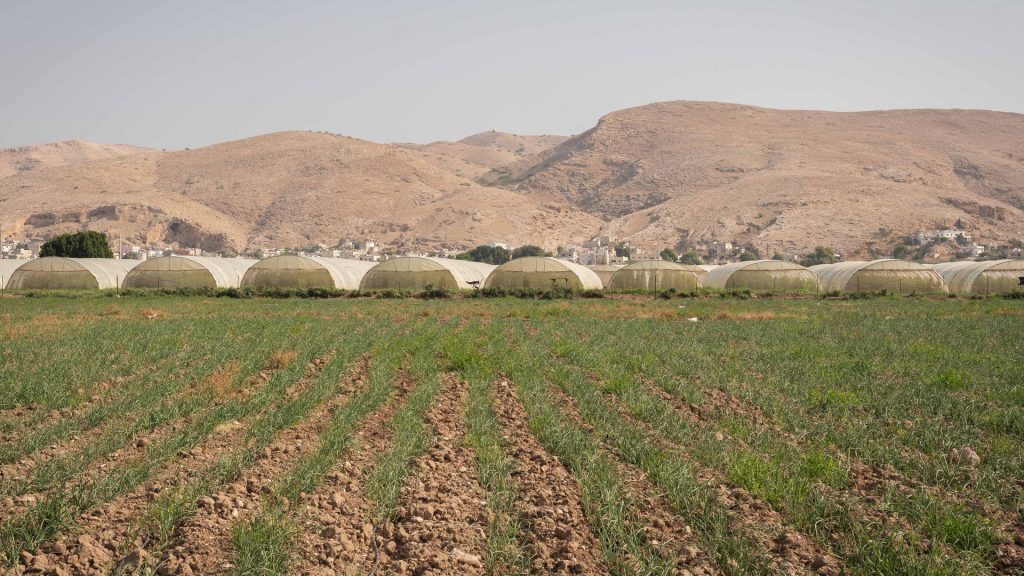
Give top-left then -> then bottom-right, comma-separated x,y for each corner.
477,286 -> 578,299
416,287 -> 451,299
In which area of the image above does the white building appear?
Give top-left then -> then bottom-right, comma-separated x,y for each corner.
917,229 -> 971,244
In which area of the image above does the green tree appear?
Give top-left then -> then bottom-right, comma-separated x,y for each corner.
659,247 -> 677,262
39,231 -> 113,258
738,244 -> 761,261
614,242 -> 630,258
800,246 -> 836,266
771,253 -> 785,261
893,244 -> 912,259
456,245 -> 511,265
511,245 -> 549,259
679,250 -> 704,265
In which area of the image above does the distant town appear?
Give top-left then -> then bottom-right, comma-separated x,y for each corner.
1,227 -> 1020,265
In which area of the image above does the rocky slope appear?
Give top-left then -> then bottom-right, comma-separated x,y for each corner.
0,131 -> 598,252
398,131 -> 567,179
478,101 -> 1024,257
0,140 -> 150,179
2,101 -> 1023,256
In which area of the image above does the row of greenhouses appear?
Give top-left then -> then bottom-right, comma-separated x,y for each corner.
1,255 -> 1022,295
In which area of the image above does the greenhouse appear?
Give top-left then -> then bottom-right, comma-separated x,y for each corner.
588,264 -> 622,287
810,259 -> 946,294
0,260 -> 29,289
703,260 -> 819,292
359,257 -> 495,291
606,260 -> 704,291
241,256 -> 374,290
123,256 -> 256,289
5,257 -> 140,290
929,260 -> 1024,295
484,256 -> 603,290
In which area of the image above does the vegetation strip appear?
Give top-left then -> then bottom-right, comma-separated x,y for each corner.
0,320 -> 353,568
370,374 -> 490,575
542,328 -> 982,575
147,352 -> 362,575
450,333 -> 534,575
0,295 -> 1021,575
0,341 -> 282,503
228,331 -> 418,575
495,328 -> 713,575
288,364 -> 414,573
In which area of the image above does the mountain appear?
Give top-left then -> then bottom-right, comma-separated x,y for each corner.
0,140 -> 150,179
478,101 -> 1024,257
2,101 -> 1023,257
0,131 -> 599,252
398,131 -> 568,179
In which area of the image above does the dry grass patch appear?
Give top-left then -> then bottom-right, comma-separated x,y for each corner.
200,362 -> 242,396
139,307 -> 167,320
265,350 -> 298,371
706,311 -> 805,321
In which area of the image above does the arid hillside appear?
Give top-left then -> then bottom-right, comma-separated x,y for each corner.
2,101 -> 1023,256
0,140 -> 150,179
480,101 -> 1024,257
0,131 -> 598,252
399,131 -> 567,179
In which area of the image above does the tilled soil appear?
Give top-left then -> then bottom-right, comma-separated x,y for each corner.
493,379 -> 610,576
642,380 -> 1024,572
150,355 -> 363,575
14,355 -> 342,576
0,364 -> 181,511
616,464 -> 722,576
291,371 -> 418,574
380,375 -> 489,576
586,385 -> 841,576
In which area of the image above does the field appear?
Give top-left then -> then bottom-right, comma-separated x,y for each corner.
1,294 -> 1023,575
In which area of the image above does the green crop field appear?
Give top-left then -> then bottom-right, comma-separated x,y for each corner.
0,294 -> 1022,575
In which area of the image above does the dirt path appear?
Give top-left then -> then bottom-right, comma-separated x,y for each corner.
493,379 -> 610,576
291,372 -> 417,574
379,375 -> 489,575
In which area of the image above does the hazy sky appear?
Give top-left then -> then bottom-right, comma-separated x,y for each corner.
1,0 -> 1021,150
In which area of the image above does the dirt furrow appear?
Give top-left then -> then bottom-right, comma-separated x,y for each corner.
0,360 -> 191,494
493,379 -> 609,576
568,386 -> 839,576
379,375 -> 489,575
16,355 -> 339,576
692,381 -> 1019,544
641,377 -> 1024,570
151,356 -> 364,575
291,372 -> 416,574
25,411 -> 254,575
0,357 -> 293,528
616,463 -> 723,575
0,360 -> 167,449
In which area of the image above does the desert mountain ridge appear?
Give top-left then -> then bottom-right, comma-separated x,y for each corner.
0,139 -> 151,179
2,100 -> 1023,258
